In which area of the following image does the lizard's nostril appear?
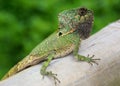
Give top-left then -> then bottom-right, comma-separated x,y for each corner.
78,7 -> 87,16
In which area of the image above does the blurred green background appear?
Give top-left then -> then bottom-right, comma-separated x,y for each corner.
0,0 -> 120,79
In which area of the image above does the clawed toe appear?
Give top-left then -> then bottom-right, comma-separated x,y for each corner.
87,54 -> 100,65
49,71 -> 60,85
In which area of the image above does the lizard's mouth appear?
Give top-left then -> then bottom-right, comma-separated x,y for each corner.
78,7 -> 88,16
77,7 -> 93,17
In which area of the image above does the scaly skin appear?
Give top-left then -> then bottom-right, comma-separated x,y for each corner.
2,7 -> 99,85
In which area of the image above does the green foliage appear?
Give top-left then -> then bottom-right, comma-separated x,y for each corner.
0,0 -> 120,78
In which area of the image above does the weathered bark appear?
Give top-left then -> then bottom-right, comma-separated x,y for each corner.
0,20 -> 120,86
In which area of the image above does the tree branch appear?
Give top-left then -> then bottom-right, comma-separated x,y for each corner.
0,20 -> 120,86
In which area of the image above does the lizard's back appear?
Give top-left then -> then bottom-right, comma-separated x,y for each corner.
2,31 -> 79,80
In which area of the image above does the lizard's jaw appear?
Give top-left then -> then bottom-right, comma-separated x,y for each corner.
76,7 -> 94,39
61,28 -> 76,36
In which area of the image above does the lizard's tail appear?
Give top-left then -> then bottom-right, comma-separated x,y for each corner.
1,56 -> 30,80
1,64 -> 19,80
1,55 -> 42,80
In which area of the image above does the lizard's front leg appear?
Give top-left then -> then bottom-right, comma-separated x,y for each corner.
73,39 -> 100,65
40,52 -> 60,85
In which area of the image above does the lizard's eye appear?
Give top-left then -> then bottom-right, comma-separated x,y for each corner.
58,32 -> 62,36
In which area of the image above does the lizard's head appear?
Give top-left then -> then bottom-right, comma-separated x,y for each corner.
58,7 -> 94,39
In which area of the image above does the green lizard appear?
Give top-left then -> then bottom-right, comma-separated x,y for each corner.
2,7 -> 99,85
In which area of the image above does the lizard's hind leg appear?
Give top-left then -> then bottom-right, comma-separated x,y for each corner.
40,52 -> 60,85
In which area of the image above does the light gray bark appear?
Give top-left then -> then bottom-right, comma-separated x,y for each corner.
0,20 -> 120,86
